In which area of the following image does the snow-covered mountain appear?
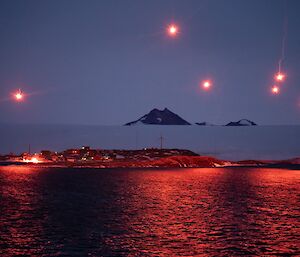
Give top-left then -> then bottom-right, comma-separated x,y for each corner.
125,108 -> 191,126
225,119 -> 257,126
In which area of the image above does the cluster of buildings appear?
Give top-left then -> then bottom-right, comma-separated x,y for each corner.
0,146 -> 114,164
0,146 -> 197,164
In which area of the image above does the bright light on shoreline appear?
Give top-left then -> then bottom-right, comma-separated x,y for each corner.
23,157 -> 40,163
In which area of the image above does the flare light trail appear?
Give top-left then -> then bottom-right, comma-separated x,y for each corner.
271,72 -> 286,95
270,2 -> 289,96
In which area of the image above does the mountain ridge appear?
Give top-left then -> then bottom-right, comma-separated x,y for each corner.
125,108 -> 257,126
125,108 -> 191,126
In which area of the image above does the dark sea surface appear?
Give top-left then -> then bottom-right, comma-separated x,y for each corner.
0,167 -> 299,257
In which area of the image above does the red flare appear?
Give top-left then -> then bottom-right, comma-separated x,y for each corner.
272,85 -> 280,94
167,24 -> 178,37
275,72 -> 285,82
202,80 -> 212,90
14,89 -> 24,101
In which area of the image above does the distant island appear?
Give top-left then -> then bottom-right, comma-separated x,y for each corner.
1,146 -> 299,169
125,108 -> 191,125
125,108 -> 257,126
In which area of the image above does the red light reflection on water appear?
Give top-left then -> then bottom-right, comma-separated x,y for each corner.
111,168 -> 300,256
0,167 -> 299,256
0,166 -> 45,256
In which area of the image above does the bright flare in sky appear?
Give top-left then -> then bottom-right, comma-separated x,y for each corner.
168,24 -> 178,36
275,73 -> 285,82
272,85 -> 280,94
14,89 -> 24,101
202,80 -> 212,90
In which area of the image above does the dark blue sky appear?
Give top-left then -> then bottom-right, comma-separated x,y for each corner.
0,0 -> 299,125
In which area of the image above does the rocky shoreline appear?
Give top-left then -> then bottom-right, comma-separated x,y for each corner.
1,155 -> 300,169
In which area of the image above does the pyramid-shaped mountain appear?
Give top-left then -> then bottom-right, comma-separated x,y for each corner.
225,119 -> 257,126
125,108 -> 191,125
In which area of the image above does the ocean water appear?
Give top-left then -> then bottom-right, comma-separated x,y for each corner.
0,167 -> 299,256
